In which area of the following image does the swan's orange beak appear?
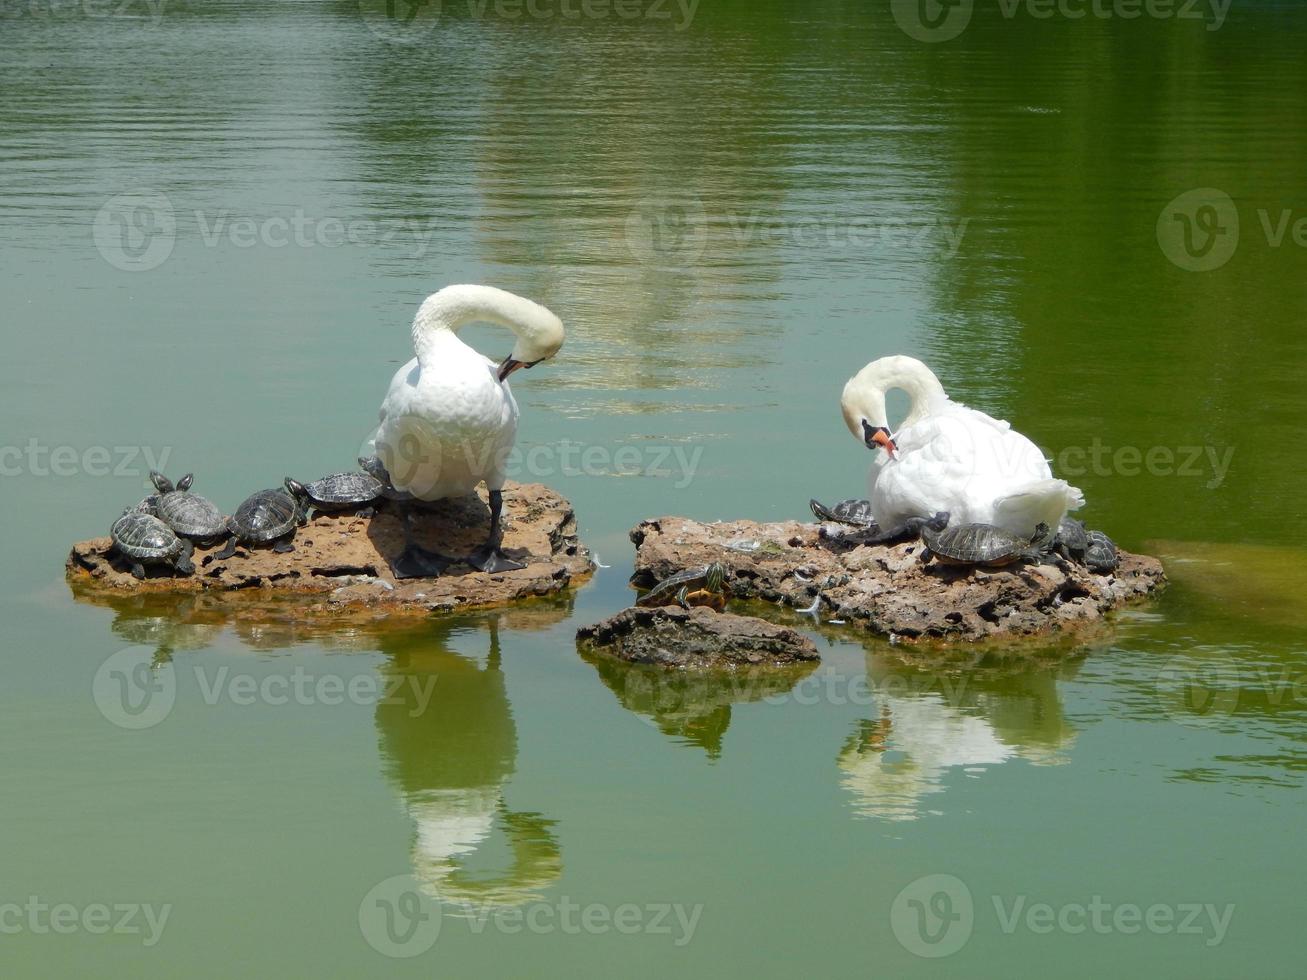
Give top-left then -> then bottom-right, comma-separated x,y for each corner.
862,422 -> 897,458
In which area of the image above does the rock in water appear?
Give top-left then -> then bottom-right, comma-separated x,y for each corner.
576,606 -> 820,668
67,482 -> 592,615
630,516 -> 1166,643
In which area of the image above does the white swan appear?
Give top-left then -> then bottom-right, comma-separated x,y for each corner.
371,285 -> 565,577
840,355 -> 1082,537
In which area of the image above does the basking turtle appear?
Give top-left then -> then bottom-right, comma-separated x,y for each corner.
357,455 -> 415,503
209,487 -> 306,560
636,562 -> 728,611
150,471 -> 226,542
1051,516 -> 1089,562
124,495 -> 159,517
285,472 -> 383,517
810,498 -> 875,527
110,512 -> 195,580
1084,530 -> 1120,574
920,521 -> 1051,569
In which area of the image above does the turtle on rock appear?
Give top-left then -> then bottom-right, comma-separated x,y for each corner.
207,487 -> 307,561
636,562 -> 729,611
284,472 -> 384,518
110,512 -> 195,579
920,520 -> 1052,570
812,497 -> 948,546
150,471 -> 226,543
1084,530 -> 1120,574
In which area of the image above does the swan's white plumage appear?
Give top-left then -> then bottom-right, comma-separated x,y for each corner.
844,356 -> 1083,536
372,285 -> 563,502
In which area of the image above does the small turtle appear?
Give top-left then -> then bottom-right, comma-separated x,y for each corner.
123,495 -> 159,517
150,471 -> 226,542
358,455 -> 415,503
920,521 -> 1052,569
1084,530 -> 1120,574
636,562 -> 728,611
1051,516 -> 1089,562
208,487 -> 307,561
285,472 -> 383,517
810,498 -> 875,527
110,512 -> 195,580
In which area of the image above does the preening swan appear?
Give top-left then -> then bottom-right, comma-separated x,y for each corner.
371,285 -> 565,578
840,355 -> 1083,537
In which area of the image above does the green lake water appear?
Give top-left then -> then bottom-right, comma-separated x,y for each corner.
3,1 -> 1306,975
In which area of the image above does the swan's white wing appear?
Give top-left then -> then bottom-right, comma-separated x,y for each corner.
871,402 -> 1078,533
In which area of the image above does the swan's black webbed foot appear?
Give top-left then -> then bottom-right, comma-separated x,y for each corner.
466,545 -> 526,574
390,544 -> 454,579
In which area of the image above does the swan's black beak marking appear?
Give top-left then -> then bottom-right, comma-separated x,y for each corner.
497,356 -> 544,383
497,357 -> 526,383
862,421 -> 897,457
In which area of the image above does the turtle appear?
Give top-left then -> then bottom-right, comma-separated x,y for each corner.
920,521 -> 1052,569
809,498 -> 875,527
123,495 -> 159,517
636,562 -> 729,611
208,487 -> 307,561
285,472 -> 384,517
1051,516 -> 1090,562
1083,529 -> 1120,574
150,471 -> 227,542
357,455 -> 416,503
110,512 -> 195,580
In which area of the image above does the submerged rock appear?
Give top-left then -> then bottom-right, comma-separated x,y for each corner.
630,516 -> 1166,643
67,482 -> 592,615
576,605 -> 820,668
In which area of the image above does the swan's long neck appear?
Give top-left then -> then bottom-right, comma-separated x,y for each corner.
843,355 -> 949,438
411,285 -> 557,367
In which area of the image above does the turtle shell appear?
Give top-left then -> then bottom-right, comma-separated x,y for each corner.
230,489 -> 301,543
1084,530 -> 1119,573
111,513 -> 183,561
156,488 -> 226,539
810,498 -> 875,527
124,495 -> 159,517
637,563 -> 725,607
300,472 -> 384,507
1053,517 -> 1089,559
922,523 -> 1032,566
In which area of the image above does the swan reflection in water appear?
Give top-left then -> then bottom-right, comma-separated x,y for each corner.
374,613 -> 563,908
72,584 -> 567,909
839,651 -> 1082,821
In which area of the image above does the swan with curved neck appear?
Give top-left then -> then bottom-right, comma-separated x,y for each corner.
840,355 -> 1083,536
372,285 -> 565,577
